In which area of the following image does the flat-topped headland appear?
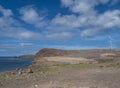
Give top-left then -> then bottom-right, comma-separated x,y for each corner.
34,48 -> 120,66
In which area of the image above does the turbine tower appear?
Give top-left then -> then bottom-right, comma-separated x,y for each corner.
108,36 -> 113,52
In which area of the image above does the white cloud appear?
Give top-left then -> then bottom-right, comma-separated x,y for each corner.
9,0 -> 120,41
0,6 -> 13,17
18,30 -> 42,40
19,43 -> 33,47
61,0 -> 110,14
61,0 -> 91,14
81,10 -> 120,37
96,10 -> 120,28
0,5 -> 43,41
45,32 -> 73,41
50,14 -> 79,29
61,0 -> 73,7
1,0 -> 120,55
0,6 -> 18,28
42,45 -> 100,50
49,9 -> 120,37
80,28 -> 101,37
59,0 -> 120,37
20,6 -> 47,28
0,5 -> 73,42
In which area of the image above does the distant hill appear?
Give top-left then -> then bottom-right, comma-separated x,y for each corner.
35,48 -> 68,58
19,55 -> 35,59
33,48 -> 120,66
35,48 -> 120,59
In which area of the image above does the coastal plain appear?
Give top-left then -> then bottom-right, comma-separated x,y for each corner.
1,48 -> 120,88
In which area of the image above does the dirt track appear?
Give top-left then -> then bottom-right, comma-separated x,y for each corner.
1,67 -> 120,88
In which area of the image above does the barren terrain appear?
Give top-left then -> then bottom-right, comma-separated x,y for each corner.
1,66 -> 120,88
0,48 -> 120,88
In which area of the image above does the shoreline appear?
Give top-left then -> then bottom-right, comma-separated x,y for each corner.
0,48 -> 120,88
0,57 -> 34,72
1,62 -> 120,88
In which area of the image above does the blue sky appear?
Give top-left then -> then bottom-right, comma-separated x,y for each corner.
0,0 -> 120,56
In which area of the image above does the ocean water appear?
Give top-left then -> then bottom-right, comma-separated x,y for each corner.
0,57 -> 33,72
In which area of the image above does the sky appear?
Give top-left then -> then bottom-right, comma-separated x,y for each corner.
0,0 -> 120,56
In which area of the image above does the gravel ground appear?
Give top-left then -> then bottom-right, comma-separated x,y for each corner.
1,67 -> 120,88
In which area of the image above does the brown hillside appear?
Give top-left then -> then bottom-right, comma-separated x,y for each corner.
35,48 -> 68,57
34,48 -> 120,66
35,48 -> 120,59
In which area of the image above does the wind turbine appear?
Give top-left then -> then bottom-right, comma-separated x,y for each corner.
108,36 -> 113,52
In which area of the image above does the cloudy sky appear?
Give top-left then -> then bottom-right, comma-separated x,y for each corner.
0,0 -> 120,56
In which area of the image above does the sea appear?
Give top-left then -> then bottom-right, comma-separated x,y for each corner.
0,57 -> 33,72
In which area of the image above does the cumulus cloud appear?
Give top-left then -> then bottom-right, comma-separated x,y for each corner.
0,5 -> 73,42
20,6 -> 47,28
19,0 -> 119,38
0,6 -> 13,17
17,0 -> 120,40
45,32 -> 74,41
0,5 -> 43,41
59,0 -> 120,37
49,14 -> 79,30
1,0 -> 120,43
19,6 -> 76,41
0,6 -> 18,28
49,9 -> 120,37
1,0 -> 120,55
61,0 -> 110,14
81,10 -> 120,37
